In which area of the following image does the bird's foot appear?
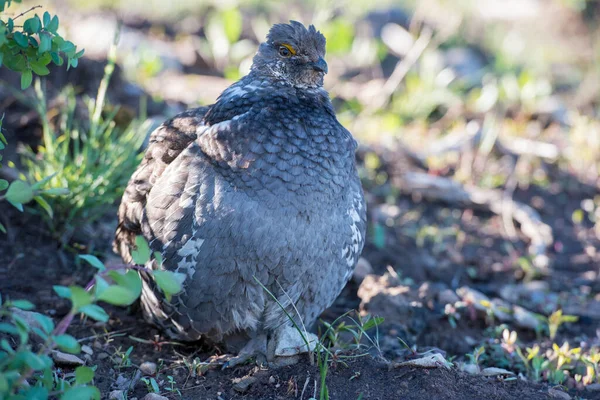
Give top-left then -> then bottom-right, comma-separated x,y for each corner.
221,334 -> 268,369
218,326 -> 320,369
267,325 -> 320,368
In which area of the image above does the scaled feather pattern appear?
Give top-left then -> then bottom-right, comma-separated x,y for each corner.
114,21 -> 366,347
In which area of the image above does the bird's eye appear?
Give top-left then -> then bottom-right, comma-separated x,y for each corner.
278,45 -> 294,58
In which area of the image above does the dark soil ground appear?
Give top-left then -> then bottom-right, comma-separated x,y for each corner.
2,167 -> 600,399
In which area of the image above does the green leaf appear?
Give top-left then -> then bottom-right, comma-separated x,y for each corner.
107,269 -> 142,294
23,351 -> 47,370
75,366 -> 95,385
153,251 -> 163,267
61,40 -> 75,53
6,180 -> 34,205
23,386 -> 48,399
0,222 -> 5,234
150,377 -> 159,393
30,62 -> 50,76
221,8 -> 242,43
0,179 -> 8,191
32,326 -> 49,340
96,286 -> 137,306
39,32 -> 51,54
23,16 -> 41,34
34,195 -> 53,218
50,51 -> 63,66
43,12 -> 51,27
152,270 -> 183,296
0,322 -> 18,335
46,15 -> 59,34
61,385 -> 100,400
43,187 -> 69,196
131,236 -> 151,265
53,334 -> 81,354
11,299 -> 35,310
69,286 -> 92,310
13,31 -> 28,48
53,285 -> 72,299
21,69 -> 33,90
79,304 -> 109,323
33,313 -> 55,334
0,374 -> 8,395
30,172 -> 56,190
79,255 -> 106,271
93,275 -> 109,298
1,338 -> 14,353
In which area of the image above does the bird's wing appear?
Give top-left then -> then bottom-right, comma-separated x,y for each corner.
114,107 -> 210,262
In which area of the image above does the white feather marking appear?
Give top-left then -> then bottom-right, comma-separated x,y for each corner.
178,238 -> 205,257
342,194 -> 364,270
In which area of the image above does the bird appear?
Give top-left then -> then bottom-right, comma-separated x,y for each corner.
114,20 -> 366,366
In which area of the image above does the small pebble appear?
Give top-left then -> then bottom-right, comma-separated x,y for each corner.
140,361 -> 157,376
232,376 -> 257,393
586,383 -> 600,392
548,388 -> 571,399
51,351 -> 85,366
109,390 -> 125,400
141,394 -> 168,400
81,345 -> 94,355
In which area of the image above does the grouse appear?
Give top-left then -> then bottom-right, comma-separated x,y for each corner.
114,20 -> 366,365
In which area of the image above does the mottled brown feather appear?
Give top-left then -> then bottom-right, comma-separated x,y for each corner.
114,107 -> 210,262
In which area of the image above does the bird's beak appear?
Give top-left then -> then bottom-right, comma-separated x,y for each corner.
311,57 -> 328,74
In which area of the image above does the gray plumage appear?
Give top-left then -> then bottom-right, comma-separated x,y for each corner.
114,21 -> 366,350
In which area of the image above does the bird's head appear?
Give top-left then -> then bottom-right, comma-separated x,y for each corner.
251,21 -> 327,88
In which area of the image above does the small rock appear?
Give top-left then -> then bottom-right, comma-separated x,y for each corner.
140,361 -> 157,376
268,376 -> 276,384
114,374 -> 130,390
274,325 -> 318,356
352,257 -> 373,283
548,388 -> 571,399
461,363 -> 479,374
51,351 -> 85,366
81,345 -> 94,355
115,370 -> 143,391
586,383 -> 600,391
142,394 -> 168,400
109,390 -> 126,400
232,376 -> 257,393
457,287 -> 490,312
481,367 -> 515,377
438,289 -> 459,305
490,298 -> 512,322
513,306 -> 541,331
9,309 -> 51,343
9,308 -> 46,329
97,352 -> 109,360
394,353 -> 452,370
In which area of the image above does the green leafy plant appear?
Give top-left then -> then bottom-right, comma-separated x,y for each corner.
0,236 -> 182,399
0,115 -> 69,233
140,376 -> 160,394
546,310 -> 578,341
19,33 -> 151,237
0,1 -> 84,89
